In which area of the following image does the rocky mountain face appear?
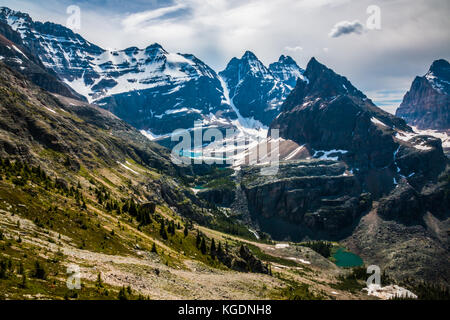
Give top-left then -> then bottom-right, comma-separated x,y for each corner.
88,45 -> 237,134
243,56 -> 449,241
219,51 -> 305,125
0,7 -> 103,81
396,59 -> 450,131
0,19 -> 83,100
270,57 -> 434,175
240,161 -> 372,241
269,55 -> 306,89
0,62 -> 170,173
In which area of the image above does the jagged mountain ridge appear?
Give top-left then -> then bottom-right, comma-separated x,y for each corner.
396,59 -> 450,131
0,7 -> 233,133
269,54 -> 306,89
0,7 -> 304,134
270,57 -> 424,174
219,51 -> 305,125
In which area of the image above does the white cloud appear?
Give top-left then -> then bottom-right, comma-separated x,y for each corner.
295,0 -> 351,9
285,46 -> 303,52
329,20 -> 364,38
122,3 -> 187,31
1,0 -> 449,99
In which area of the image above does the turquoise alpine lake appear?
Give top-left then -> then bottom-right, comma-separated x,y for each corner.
332,248 -> 363,267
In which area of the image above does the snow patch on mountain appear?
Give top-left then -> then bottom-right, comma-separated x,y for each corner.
395,126 -> 449,149
363,284 -> 417,300
140,130 -> 169,141
371,117 -> 390,128
313,149 -> 348,161
425,65 -> 450,94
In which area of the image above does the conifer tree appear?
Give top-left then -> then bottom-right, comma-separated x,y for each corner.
210,239 -> 216,258
196,232 -> 201,248
96,273 -> 103,288
217,242 -> 223,256
200,238 -> 207,255
20,273 -> 27,289
118,286 -> 128,300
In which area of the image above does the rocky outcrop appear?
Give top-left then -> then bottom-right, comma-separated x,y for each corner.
377,180 -> 423,225
239,161 -> 372,241
197,188 -> 236,207
395,135 -> 448,187
396,59 -> 450,131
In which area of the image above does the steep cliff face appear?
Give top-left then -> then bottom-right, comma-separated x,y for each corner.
240,161 -> 372,241
396,59 -> 450,131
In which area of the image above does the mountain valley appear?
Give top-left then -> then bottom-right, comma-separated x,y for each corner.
0,6 -> 449,301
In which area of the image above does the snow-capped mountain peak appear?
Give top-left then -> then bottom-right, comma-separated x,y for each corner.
0,6 -> 306,134
226,50 -> 274,82
424,59 -> 450,94
269,55 -> 306,89
0,7 -> 33,37
219,51 -> 306,125
396,59 -> 449,131
1,7 -> 221,104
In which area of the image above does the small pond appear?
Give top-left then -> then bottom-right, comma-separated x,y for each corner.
332,248 -> 363,268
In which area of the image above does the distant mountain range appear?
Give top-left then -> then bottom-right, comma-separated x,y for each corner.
3,6 -> 448,138
0,7 -> 305,134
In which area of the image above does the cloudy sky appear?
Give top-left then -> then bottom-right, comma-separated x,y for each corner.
1,0 -> 449,113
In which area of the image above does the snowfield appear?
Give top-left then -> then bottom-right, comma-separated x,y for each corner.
363,284 -> 417,300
